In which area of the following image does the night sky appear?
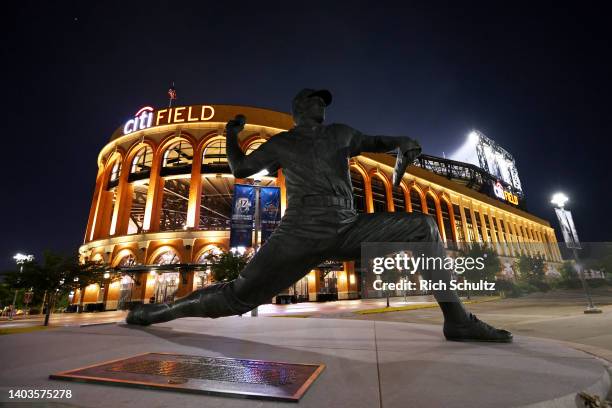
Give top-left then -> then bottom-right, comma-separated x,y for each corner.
2,2 -> 611,270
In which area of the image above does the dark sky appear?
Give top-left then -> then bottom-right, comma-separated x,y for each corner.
2,1 -> 611,269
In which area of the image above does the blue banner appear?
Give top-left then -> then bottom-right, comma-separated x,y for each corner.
230,184 -> 255,248
260,186 -> 281,244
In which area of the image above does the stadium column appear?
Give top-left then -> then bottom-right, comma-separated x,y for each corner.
143,148 -> 164,232
132,272 -> 151,303
446,199 -> 458,243
434,194 -> 446,242
110,155 -> 132,236
402,186 -> 410,213
186,145 -> 203,229
277,170 -> 287,216
84,168 -> 104,242
486,211 -> 500,255
495,213 -> 509,256
364,171 -> 374,213
176,268 -> 195,298
535,229 -> 552,260
308,269 -> 321,301
478,208 -> 490,243
383,175 -> 395,212
522,222 -> 534,256
458,203 -> 471,247
468,205 -> 481,243
91,164 -> 115,240
501,217 -> 516,256
548,230 -> 563,262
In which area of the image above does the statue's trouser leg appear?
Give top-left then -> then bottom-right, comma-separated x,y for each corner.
336,212 -> 469,324
137,231 -> 326,324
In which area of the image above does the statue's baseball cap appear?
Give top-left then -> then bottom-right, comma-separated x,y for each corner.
292,88 -> 333,107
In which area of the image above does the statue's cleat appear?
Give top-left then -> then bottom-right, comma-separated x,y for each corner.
126,303 -> 170,326
443,313 -> 513,343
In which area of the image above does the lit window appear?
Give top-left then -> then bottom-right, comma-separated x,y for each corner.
131,146 -> 153,174
109,160 -> 122,182
163,141 -> 193,168
154,250 -> 180,265
202,137 -> 227,165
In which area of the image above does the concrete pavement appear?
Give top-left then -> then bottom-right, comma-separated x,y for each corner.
0,316 -> 610,407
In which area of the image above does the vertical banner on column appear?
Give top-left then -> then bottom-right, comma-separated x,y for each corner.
554,208 -> 581,249
230,184 -> 255,248
260,186 -> 281,244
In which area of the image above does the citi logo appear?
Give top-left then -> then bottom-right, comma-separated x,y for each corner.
123,106 -> 154,134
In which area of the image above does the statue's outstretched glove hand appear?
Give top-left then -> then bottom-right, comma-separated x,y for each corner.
226,114 -> 247,136
393,139 -> 422,187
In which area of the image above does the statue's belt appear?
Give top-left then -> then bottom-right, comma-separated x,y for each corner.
298,195 -> 354,209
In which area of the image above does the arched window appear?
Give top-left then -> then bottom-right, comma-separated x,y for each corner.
199,175 -> 234,230
409,188 -> 423,213
116,253 -> 136,267
196,246 -> 222,264
130,146 -> 153,175
440,200 -> 455,244
371,176 -> 387,212
202,137 -> 227,166
159,178 -> 191,231
425,193 -> 437,216
392,186 -> 406,212
350,168 -> 366,213
108,159 -> 122,189
245,139 -> 266,155
452,204 -> 465,242
162,141 -> 193,170
153,250 -> 180,265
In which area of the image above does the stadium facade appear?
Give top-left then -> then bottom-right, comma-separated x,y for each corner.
73,104 -> 562,311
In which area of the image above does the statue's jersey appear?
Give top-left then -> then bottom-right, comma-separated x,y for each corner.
227,122 -> 417,238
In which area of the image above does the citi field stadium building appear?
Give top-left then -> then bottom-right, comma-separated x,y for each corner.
74,103 -> 562,311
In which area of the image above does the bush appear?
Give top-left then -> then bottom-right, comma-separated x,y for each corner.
556,261 -> 583,289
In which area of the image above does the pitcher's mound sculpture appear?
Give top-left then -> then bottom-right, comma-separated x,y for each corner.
127,88 -> 511,343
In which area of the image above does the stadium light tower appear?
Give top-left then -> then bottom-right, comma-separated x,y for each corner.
468,130 -> 479,144
551,192 -> 569,208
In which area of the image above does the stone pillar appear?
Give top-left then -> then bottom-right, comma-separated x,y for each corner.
307,269 -> 321,302
364,174 -> 374,213
143,147 -> 164,232
469,206 -> 481,242
110,156 -> 132,236
176,270 -> 195,298
459,204 -> 470,245
478,208 -> 489,243
186,146 -> 203,229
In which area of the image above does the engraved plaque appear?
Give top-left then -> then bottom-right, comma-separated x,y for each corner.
50,353 -> 325,402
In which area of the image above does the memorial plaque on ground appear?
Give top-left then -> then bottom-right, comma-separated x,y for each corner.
50,352 -> 325,402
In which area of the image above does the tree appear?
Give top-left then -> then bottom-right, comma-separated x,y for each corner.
4,251 -> 109,325
205,251 -> 250,282
461,244 -> 500,299
517,254 -> 548,291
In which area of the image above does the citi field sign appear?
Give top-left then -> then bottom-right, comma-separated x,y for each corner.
492,180 -> 519,205
123,105 -> 216,135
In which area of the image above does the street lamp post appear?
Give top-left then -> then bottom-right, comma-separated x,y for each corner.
249,170 -> 268,317
550,193 -> 601,314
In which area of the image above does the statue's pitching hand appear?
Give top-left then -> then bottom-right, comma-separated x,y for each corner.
226,114 -> 247,135
393,139 -> 422,187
